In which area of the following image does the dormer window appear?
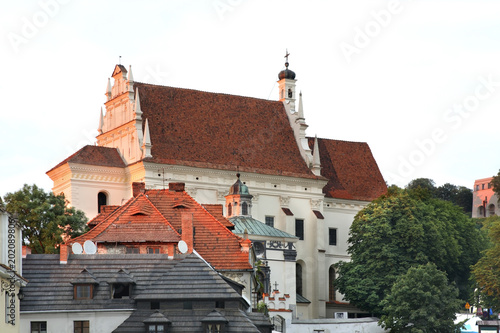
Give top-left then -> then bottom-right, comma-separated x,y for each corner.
206,324 -> 223,333
201,310 -> 227,333
74,284 -> 93,299
112,283 -> 130,299
143,310 -> 171,333
148,324 -> 165,332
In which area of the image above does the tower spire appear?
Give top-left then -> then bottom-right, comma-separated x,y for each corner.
312,135 -> 321,176
277,50 -> 297,111
98,107 -> 104,134
106,78 -> 112,100
134,88 -> 143,120
142,118 -> 152,158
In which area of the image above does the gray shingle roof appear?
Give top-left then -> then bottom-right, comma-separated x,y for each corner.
230,216 -> 297,239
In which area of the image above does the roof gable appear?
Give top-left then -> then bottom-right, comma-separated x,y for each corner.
309,138 -> 387,201
47,145 -> 125,174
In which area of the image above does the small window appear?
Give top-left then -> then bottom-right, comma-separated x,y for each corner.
74,284 -> 93,300
227,203 -> 232,217
489,204 -> 496,217
296,263 -> 303,296
74,320 -> 89,333
151,301 -> 160,310
295,219 -> 304,240
329,228 -> 337,246
242,202 -> 248,215
265,216 -> 274,228
476,185 -> 479,191
31,321 -> 47,333
482,184 -> 485,190
97,192 -> 107,213
112,283 -> 130,299
126,247 -> 140,254
147,247 -> 160,254
148,324 -> 165,332
205,324 -> 223,333
215,301 -> 225,308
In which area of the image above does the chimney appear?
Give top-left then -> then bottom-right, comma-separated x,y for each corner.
169,183 -> 185,192
22,246 -> 31,258
240,238 -> 251,253
181,212 -> 193,254
132,182 -> 146,197
60,244 -> 69,264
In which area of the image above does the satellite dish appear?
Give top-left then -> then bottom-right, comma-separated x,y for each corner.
83,240 -> 97,254
178,240 -> 188,254
72,242 -> 83,255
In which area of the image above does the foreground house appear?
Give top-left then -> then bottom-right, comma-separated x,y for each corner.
20,252 -> 271,333
47,58 -> 387,318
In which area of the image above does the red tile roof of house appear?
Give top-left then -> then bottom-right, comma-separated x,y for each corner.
202,204 -> 234,229
134,82 -> 316,179
69,186 -> 252,271
70,194 -> 180,244
47,145 -> 125,173
144,188 -> 252,270
309,137 -> 387,201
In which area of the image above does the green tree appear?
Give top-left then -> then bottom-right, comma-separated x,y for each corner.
379,263 -> 463,333
491,170 -> 500,199
406,178 -> 436,194
335,187 -> 483,316
471,215 -> 500,310
3,184 -> 88,254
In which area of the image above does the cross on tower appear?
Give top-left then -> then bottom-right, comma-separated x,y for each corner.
273,281 -> 279,291
284,49 -> 290,62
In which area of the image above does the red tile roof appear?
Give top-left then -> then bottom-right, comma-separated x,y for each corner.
70,194 -> 180,244
69,186 -> 252,271
133,82 -> 316,179
202,204 -> 234,229
309,138 -> 387,201
47,145 -> 125,173
144,188 -> 252,270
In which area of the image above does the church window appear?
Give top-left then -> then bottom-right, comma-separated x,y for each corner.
74,320 -> 89,333
272,316 -> 285,332
242,202 -> 248,215
296,263 -> 303,296
329,228 -> 337,246
74,284 -> 93,300
265,216 -> 274,227
227,203 -> 232,217
288,88 -> 292,98
295,219 -> 304,240
329,266 -> 336,301
97,192 -> 108,213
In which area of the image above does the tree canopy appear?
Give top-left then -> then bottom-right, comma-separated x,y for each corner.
379,263 -> 463,333
471,215 -> 500,310
335,187 -> 484,316
406,178 -> 472,215
3,184 -> 88,254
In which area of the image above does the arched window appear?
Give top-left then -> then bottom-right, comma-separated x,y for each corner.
489,204 -> 496,217
227,203 -> 232,217
97,192 -> 107,213
329,266 -> 336,302
296,263 -> 303,297
242,202 -> 248,215
272,315 -> 285,332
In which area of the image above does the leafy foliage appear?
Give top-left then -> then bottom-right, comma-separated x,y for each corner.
491,170 -> 500,200
471,215 -> 500,310
335,187 -> 484,316
379,263 -> 463,333
3,184 -> 88,254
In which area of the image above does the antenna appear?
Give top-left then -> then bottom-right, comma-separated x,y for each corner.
83,240 -> 97,254
72,242 -> 83,254
178,240 -> 188,254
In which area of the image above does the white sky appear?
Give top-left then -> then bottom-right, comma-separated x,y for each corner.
1,0 -> 500,198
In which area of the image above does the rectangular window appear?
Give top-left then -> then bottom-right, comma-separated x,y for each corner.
147,247 -> 160,254
476,185 -> 479,191
149,324 -> 165,332
265,216 -> 274,228
112,283 -> 130,299
74,320 -> 89,333
74,284 -> 93,300
126,247 -> 140,254
295,219 -> 304,240
31,321 -> 47,333
329,228 -> 337,246
482,184 -> 485,190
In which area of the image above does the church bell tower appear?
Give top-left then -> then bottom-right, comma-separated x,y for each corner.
278,50 -> 297,112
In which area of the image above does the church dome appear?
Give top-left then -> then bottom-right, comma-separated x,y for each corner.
278,62 -> 296,80
229,173 -> 250,195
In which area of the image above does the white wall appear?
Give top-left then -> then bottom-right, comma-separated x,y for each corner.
21,310 -> 133,333
287,318 -> 387,333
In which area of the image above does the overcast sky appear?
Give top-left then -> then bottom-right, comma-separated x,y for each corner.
1,0 -> 500,198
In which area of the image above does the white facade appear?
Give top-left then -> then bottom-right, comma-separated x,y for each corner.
21,310 -> 132,333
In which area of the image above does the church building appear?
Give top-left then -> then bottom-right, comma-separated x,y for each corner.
47,57 -> 387,319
